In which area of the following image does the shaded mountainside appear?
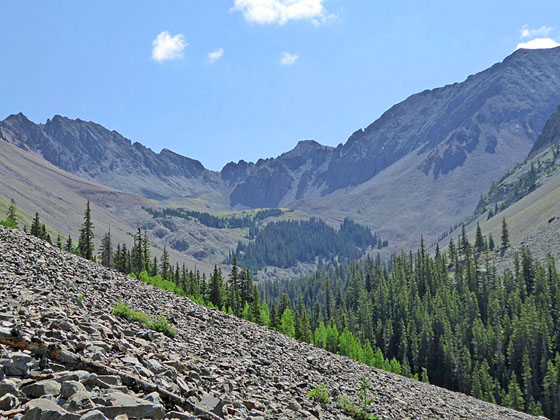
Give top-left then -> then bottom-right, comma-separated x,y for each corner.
530,105 -> 560,157
438,104 -> 560,270
2,48 -> 560,247
0,226 -> 543,420
476,105 -> 560,220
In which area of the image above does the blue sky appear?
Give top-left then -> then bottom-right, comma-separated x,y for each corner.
1,1 -> 559,170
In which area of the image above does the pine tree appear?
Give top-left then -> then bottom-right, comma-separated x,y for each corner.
474,223 -> 484,254
151,256 -> 158,277
30,212 -> 41,237
131,228 -> 143,276
161,246 -> 170,280
501,217 -> 509,249
56,233 -> 63,249
143,231 -> 150,272
488,233 -> 495,251
99,231 -> 113,267
77,201 -> 94,260
65,235 -> 73,252
208,265 -> 224,308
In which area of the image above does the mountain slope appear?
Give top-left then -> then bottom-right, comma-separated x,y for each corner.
0,113 -> 222,201
439,105 -> 560,268
0,226 -> 541,420
3,47 -> 560,248
0,137 -> 216,273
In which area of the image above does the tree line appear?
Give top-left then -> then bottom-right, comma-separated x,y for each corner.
144,206 -> 285,230
260,219 -> 560,418
231,218 -> 388,272
6,198 -> 560,417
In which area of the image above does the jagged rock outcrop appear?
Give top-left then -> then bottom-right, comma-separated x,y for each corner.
0,114 -> 218,200
0,226 -> 545,419
530,105 -> 560,157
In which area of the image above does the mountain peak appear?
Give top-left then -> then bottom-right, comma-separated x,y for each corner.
283,139 -> 332,158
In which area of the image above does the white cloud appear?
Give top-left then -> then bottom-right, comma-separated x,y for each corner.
280,52 -> 299,65
232,0 -> 333,25
520,25 -> 553,39
152,31 -> 187,62
516,37 -> 560,50
208,48 -> 224,64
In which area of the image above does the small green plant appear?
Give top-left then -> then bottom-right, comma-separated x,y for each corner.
112,302 -> 176,338
76,295 -> 85,302
336,377 -> 378,420
0,219 -> 17,228
308,384 -> 329,404
149,315 -> 176,339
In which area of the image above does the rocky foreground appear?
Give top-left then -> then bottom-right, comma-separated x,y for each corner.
0,227 -> 544,420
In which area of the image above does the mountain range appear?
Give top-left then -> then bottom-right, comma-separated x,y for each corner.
1,47 -> 560,268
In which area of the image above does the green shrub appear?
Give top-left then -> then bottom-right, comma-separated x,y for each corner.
336,377 -> 378,420
112,302 -> 176,338
76,295 -> 85,302
308,384 -> 329,404
149,315 -> 176,338
0,219 -> 17,228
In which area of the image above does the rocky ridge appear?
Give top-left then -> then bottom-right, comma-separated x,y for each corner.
3,48 -> 560,249
0,226 -> 543,420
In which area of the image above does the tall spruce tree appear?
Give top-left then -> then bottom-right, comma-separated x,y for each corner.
131,228 -> 144,276
161,246 -> 170,280
30,212 -> 41,237
77,201 -> 94,260
501,217 -> 510,249
474,223 -> 484,254
99,231 -> 113,267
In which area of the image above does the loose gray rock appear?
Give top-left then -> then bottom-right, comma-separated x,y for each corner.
21,379 -> 61,398
0,227 -> 545,420
0,392 -> 19,410
60,380 -> 87,399
22,398 -> 70,420
79,410 -> 109,420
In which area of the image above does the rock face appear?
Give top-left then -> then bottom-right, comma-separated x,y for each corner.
0,114 -> 218,201
530,105 -> 560,157
0,226 -> 544,419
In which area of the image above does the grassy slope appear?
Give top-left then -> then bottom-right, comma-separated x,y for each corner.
0,139 -> 215,273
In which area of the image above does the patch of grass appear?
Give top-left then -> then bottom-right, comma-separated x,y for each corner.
112,302 -> 176,338
308,384 -> 329,404
149,315 -> 176,338
0,219 -> 17,228
76,295 -> 85,302
336,377 -> 378,420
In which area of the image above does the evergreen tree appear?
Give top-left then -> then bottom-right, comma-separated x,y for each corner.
30,212 -> 41,237
474,223 -> 484,254
99,231 -> 113,267
208,265 -> 224,308
161,246 -> 170,280
77,201 -> 94,260
488,233 -> 495,251
501,217 -> 510,249
65,235 -> 73,252
151,256 -> 158,277
131,228 -> 144,276
143,231 -> 150,271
